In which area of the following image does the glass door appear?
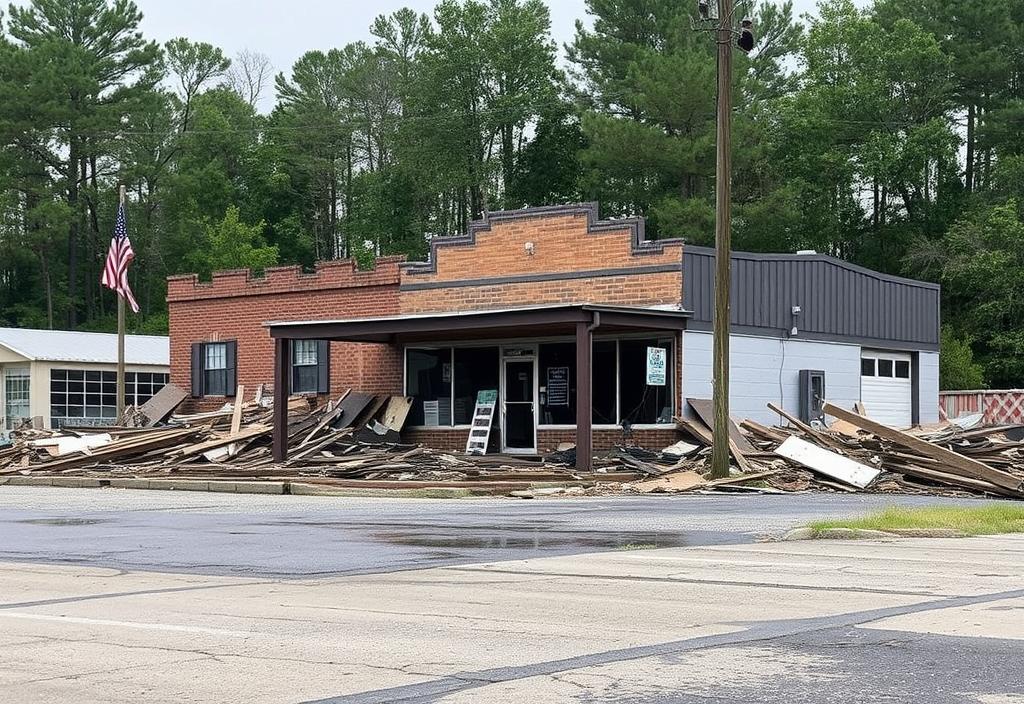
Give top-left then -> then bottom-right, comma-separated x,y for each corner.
502,358 -> 536,453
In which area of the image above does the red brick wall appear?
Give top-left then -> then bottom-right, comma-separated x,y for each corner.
168,258 -> 404,409
401,206 -> 683,313
404,428 -> 681,453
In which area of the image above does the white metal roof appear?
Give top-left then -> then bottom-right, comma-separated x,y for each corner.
0,327 -> 169,366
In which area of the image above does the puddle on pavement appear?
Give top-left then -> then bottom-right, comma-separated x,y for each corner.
16,517 -> 112,526
373,529 -> 687,551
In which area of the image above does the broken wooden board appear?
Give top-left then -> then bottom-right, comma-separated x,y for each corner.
686,398 -> 756,453
140,383 -> 188,427
380,396 -> 414,432
676,417 -> 713,445
823,402 -> 1024,494
333,392 -> 375,429
633,471 -> 706,493
229,385 -> 246,435
775,435 -> 882,489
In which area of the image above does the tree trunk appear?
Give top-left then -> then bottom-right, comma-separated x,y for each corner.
501,122 -> 514,208
67,135 -> 80,328
965,103 -> 975,193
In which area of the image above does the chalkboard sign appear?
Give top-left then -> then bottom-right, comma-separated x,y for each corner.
546,367 -> 570,406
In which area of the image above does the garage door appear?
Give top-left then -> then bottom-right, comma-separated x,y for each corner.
861,351 -> 913,428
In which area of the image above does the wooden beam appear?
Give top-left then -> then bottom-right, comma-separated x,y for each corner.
767,402 -> 846,451
823,402 -> 1024,492
273,338 -> 289,463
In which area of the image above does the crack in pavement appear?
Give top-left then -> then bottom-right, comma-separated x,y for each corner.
0,581 -> 267,610
443,566 -> 948,597
296,587 -> 1024,704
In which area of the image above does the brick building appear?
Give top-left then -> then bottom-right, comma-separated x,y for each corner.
167,202 -> 941,470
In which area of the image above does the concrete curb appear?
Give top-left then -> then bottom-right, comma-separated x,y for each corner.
0,476 -> 515,499
780,526 -> 971,541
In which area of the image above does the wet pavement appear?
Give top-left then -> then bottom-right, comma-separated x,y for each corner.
0,486 -> 992,578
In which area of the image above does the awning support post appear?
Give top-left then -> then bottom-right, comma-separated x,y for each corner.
575,321 -> 593,472
273,337 -> 290,463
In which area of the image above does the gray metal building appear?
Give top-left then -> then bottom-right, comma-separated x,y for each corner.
682,246 -> 941,428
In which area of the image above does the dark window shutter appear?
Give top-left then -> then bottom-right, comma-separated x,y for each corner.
225,340 -> 238,398
190,343 -> 203,397
316,340 -> 330,394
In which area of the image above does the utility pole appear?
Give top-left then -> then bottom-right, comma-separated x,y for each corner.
709,0 -> 734,479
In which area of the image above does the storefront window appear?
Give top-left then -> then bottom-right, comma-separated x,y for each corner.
592,341 -> 618,424
406,348 -> 452,426
539,343 -> 575,425
618,338 -> 674,424
453,347 -> 499,424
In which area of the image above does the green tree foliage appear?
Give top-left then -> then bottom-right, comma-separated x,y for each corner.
197,205 -> 278,277
939,326 -> 984,391
1,0 -> 1024,387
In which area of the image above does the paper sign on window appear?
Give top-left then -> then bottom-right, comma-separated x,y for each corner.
646,347 -> 667,386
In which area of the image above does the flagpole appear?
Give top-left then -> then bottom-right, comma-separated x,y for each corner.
116,185 -> 126,422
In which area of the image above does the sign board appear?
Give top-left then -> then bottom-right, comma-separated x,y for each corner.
465,389 -> 498,455
476,389 -> 497,404
546,367 -> 569,406
646,347 -> 667,386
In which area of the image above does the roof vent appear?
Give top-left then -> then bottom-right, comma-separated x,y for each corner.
796,249 -> 817,255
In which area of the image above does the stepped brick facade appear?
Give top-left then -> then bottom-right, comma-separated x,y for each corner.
168,203 -> 685,448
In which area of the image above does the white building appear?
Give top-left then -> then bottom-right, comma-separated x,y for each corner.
0,328 -> 169,435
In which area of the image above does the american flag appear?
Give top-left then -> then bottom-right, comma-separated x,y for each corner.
101,202 -> 140,313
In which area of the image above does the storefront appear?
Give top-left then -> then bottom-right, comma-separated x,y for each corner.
266,304 -> 688,470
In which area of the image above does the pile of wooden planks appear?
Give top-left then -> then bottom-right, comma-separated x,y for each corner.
0,387 -> 646,489
658,399 -> 1024,498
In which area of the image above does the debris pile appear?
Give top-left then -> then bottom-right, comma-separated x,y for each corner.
0,385 -> 646,491
635,398 -> 1024,498
2,385 -> 1023,499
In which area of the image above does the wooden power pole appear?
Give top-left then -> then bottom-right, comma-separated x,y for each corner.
116,185 -> 127,421
710,0 -> 734,479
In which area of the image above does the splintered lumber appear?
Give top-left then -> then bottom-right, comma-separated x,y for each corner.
633,471 -> 706,493
27,427 -> 199,473
705,469 -> 780,487
299,391 -> 351,447
767,402 -> 846,451
175,424 -> 271,457
823,402 -> 1024,493
676,417 -> 713,445
687,398 -> 755,452
229,385 -> 246,435
775,435 -> 882,488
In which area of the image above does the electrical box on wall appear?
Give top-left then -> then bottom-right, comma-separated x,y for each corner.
799,370 -> 826,426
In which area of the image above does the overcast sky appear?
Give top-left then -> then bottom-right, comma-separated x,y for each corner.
125,0 -> 835,90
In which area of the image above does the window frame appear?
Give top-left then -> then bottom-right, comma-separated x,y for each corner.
291,340 -> 320,395
203,342 -> 229,397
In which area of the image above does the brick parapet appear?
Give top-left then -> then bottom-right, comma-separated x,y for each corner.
167,256 -> 405,303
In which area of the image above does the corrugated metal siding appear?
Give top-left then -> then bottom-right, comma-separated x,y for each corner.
684,248 -> 940,348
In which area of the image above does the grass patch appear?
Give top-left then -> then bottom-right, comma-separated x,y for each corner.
809,504 -> 1024,537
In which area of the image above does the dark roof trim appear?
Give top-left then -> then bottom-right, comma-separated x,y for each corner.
267,304 -> 691,342
400,263 -> 680,291
685,321 -> 940,352
402,203 -> 684,276
684,245 -> 940,290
